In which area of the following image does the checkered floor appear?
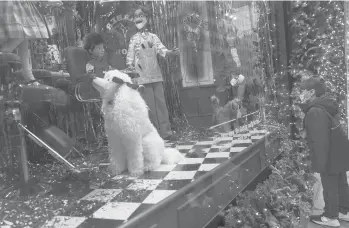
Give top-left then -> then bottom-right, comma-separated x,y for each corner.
41,129 -> 268,228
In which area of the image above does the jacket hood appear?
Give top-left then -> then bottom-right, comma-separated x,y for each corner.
300,93 -> 339,116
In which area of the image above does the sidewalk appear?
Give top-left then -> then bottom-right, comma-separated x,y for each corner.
307,209 -> 349,228
307,221 -> 348,228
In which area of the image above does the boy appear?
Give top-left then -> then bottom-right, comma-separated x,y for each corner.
83,32 -> 111,78
300,76 -> 349,227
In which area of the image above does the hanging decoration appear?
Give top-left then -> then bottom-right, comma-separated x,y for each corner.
45,44 -> 61,69
98,1 -> 136,65
76,28 -> 83,48
106,14 -> 133,34
104,13 -> 135,53
45,15 -> 58,37
182,13 -> 206,52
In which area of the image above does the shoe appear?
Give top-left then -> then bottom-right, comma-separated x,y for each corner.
339,212 -> 349,222
310,214 -> 340,227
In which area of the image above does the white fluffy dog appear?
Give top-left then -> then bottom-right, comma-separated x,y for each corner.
92,70 -> 184,176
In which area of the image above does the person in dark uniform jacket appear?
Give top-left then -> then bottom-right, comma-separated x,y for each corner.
300,76 -> 349,227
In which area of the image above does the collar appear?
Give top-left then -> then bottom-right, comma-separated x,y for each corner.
137,28 -> 149,35
112,77 -> 140,90
106,79 -> 140,106
108,77 -> 139,105
90,54 -> 103,61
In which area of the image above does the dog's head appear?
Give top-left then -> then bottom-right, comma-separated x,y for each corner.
92,69 -> 133,100
210,95 -> 220,110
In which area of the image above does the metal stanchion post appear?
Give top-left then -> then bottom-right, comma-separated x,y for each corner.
4,100 -> 30,195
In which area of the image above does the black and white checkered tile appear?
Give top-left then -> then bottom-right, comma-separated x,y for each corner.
41,129 -> 268,228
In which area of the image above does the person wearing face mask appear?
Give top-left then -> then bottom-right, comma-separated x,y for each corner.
126,6 -> 179,141
299,76 -> 349,227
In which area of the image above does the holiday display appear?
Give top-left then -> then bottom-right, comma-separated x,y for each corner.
1,1 -> 347,228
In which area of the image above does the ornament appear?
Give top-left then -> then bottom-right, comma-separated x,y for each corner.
182,13 -> 206,52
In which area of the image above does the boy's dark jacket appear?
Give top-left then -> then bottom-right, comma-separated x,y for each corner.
302,94 -> 349,173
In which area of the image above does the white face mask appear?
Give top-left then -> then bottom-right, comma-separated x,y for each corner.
300,89 -> 315,103
230,74 -> 245,86
135,20 -> 146,29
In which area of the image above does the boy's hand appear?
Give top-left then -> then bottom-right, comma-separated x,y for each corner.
86,63 -> 94,73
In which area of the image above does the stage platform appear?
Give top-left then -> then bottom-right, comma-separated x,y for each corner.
41,128 -> 280,228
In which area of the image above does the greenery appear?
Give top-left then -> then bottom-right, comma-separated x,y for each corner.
223,121 -> 314,228
290,1 -> 346,136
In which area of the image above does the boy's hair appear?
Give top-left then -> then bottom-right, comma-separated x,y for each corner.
83,32 -> 104,51
300,76 -> 326,97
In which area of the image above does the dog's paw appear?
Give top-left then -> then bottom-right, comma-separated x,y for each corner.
129,170 -> 144,177
143,165 -> 152,172
144,164 -> 155,172
144,161 -> 161,172
112,169 -> 124,176
109,166 -> 127,176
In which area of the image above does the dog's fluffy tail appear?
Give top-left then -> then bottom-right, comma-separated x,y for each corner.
162,148 -> 184,165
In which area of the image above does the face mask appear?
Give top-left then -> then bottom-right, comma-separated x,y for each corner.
230,74 -> 245,86
300,89 -> 315,103
237,74 -> 244,84
135,20 -> 146,29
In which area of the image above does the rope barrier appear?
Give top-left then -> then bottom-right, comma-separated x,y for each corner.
208,110 -> 259,130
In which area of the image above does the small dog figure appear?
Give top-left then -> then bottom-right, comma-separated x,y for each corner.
210,95 -> 240,133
